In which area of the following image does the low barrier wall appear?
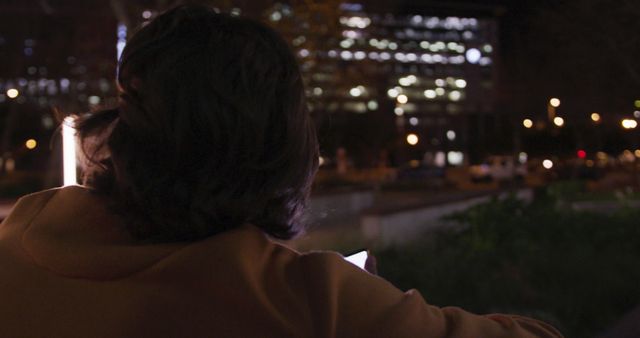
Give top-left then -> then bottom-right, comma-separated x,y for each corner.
361,189 -> 533,247
307,189 -> 375,224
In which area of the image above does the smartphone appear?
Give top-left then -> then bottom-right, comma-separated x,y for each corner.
344,249 -> 368,270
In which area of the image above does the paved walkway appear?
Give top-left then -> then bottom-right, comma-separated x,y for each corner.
290,188 -> 496,252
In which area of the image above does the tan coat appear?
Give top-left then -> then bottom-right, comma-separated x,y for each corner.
0,186 -> 562,337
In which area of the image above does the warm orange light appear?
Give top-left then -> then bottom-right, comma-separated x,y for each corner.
25,139 -> 37,150
522,119 -> 533,128
591,113 -> 600,122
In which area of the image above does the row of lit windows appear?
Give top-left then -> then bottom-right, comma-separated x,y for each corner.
339,15 -> 480,32
394,28 -> 479,41
395,76 -> 467,89
0,77 -> 115,110
389,88 -> 465,103
339,38 -> 486,54
318,49 -> 491,66
0,78 -> 112,97
306,99 -> 468,118
307,75 -> 465,96
340,29 -> 480,47
393,102 -> 466,115
307,99 -> 465,115
1,92 -> 108,107
373,29 -> 479,43
307,90 -> 466,105
305,57 -> 489,75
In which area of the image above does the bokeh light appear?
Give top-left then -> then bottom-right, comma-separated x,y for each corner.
349,86 -> 362,97
406,133 -> 419,145
621,119 -> 638,129
553,116 -> 564,127
446,130 -> 456,141
25,139 -> 37,149
6,88 -> 19,99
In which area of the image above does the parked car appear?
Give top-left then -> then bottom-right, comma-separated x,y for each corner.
469,156 -> 526,183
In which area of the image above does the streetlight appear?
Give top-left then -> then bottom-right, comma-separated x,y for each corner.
522,119 -> 533,128
549,98 -> 561,107
591,113 -> 601,122
553,116 -> 565,127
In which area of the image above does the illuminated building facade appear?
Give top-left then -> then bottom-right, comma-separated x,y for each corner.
0,1 -> 498,176
268,2 -> 498,167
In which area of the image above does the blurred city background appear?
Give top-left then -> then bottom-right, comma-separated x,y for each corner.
1,0 -> 639,336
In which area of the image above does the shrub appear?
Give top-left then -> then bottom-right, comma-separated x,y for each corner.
377,194 -> 640,337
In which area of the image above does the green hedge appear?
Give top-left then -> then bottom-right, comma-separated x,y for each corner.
377,194 -> 640,337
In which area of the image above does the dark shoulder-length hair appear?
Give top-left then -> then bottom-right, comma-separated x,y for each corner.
74,5 -> 318,242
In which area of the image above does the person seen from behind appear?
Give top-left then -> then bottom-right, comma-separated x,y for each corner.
0,5 -> 563,338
